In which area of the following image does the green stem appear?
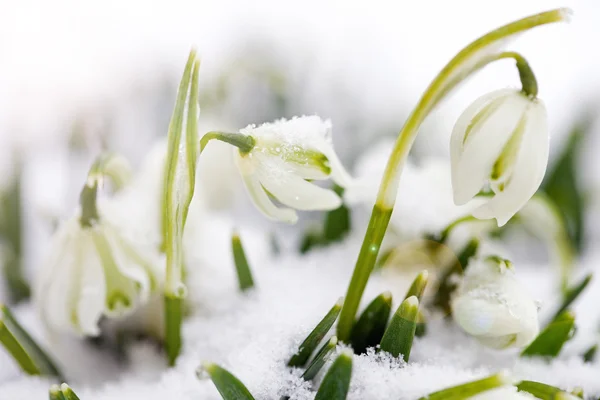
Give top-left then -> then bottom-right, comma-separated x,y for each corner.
165,295 -> 183,366
199,131 -> 256,154
336,8 -> 569,342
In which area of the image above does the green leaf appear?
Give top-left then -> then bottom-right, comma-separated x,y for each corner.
379,296 -> 419,361
418,372 -> 512,400
231,232 -> 255,291
59,384 -> 81,400
302,336 -> 338,381
1,304 -> 61,377
350,292 -> 392,354
200,362 -> 255,400
582,344 -> 597,363
517,380 -> 574,400
323,185 -> 351,243
288,298 -> 343,367
542,118 -> 589,253
49,385 -> 67,400
550,274 -> 592,322
404,270 -> 429,302
314,350 -> 353,400
521,311 -> 575,358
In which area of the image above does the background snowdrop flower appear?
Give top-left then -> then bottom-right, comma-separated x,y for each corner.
35,163 -> 160,337
232,115 -> 352,224
451,256 -> 539,349
450,88 -> 549,227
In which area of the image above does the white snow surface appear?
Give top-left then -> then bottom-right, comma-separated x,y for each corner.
1,207 -> 600,399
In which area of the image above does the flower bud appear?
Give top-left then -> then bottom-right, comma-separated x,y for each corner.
451,256 -> 539,349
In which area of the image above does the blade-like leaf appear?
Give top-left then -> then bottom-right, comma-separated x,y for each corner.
231,232 -> 255,291
522,311 -> 575,358
418,372 -> 512,400
550,274 -> 591,322
200,362 -> 256,400
404,270 -> 429,302
517,380 -> 573,400
314,350 -> 353,400
288,298 -> 343,367
582,344 -> 597,363
379,296 -> 419,361
302,336 -> 338,381
350,292 -> 392,354
543,118 -> 589,253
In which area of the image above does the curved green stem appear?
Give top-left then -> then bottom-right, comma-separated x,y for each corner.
337,8 -> 570,341
199,131 -> 255,154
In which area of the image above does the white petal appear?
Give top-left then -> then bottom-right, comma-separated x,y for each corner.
472,101 -> 549,226
452,296 -> 523,337
453,92 -> 530,205
321,147 -> 353,188
234,151 -> 298,223
75,233 -> 106,336
257,164 -> 341,211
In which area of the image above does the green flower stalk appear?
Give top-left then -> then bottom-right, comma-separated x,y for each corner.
336,8 -> 571,342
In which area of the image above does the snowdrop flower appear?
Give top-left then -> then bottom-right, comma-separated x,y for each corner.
207,116 -> 352,224
451,88 -> 549,227
35,157 -> 160,337
451,256 -> 539,349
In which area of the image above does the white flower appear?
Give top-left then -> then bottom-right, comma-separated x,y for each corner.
451,256 -> 539,349
35,196 -> 160,337
451,89 -> 549,227
234,116 -> 352,223
468,386 -> 535,399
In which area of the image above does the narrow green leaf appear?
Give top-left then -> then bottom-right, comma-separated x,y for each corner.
522,311 -> 575,358
302,336 -> 338,381
517,380 -> 573,400
404,270 -> 429,302
49,385 -> 66,400
1,304 -> 61,377
314,350 -> 353,400
323,185 -> 351,243
288,298 -> 343,367
418,372 -> 512,400
165,295 -> 183,366
543,117 -> 589,253
0,317 -> 40,375
199,362 -> 255,400
350,292 -> 392,354
60,384 -> 81,400
231,232 -> 255,291
582,344 -> 597,363
550,274 -> 591,322
379,296 -> 419,361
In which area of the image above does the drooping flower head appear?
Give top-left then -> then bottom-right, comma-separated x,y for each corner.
35,154 -> 160,336
451,256 -> 539,349
204,116 -> 352,224
451,88 -> 549,227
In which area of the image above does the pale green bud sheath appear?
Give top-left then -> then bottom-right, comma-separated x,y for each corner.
162,49 -> 200,366
337,8 -> 570,341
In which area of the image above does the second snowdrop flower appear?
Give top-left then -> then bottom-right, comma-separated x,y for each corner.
35,154 -> 160,336
451,88 -> 548,227
451,256 -> 539,349
201,116 -> 352,224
